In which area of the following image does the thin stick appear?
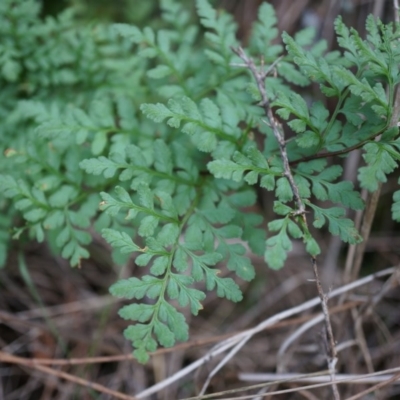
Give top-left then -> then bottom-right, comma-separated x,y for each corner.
311,258 -> 340,399
1,301 -> 359,378
134,267 -> 395,399
184,368 -> 400,400
344,371 -> 400,400
231,47 -> 306,218
344,186 -> 382,283
239,370 -> 400,385
231,46 -> 340,400
394,0 -> 400,23
277,301 -> 361,368
0,351 -> 137,400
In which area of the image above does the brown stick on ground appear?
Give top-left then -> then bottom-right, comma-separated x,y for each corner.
0,351 -> 138,400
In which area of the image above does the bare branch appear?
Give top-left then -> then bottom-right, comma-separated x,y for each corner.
232,46 -> 306,219
231,46 -> 341,399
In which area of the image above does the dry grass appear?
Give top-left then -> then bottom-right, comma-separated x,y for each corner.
1,240 -> 399,399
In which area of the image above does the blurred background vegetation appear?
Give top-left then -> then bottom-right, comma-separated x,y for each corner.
40,0 -> 395,38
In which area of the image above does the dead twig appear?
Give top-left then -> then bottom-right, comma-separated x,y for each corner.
0,351 -> 137,400
394,0 -> 400,23
239,368 -> 400,386
277,301 -> 362,372
231,46 -> 340,400
344,371 -> 400,400
136,267 -> 396,399
311,257 -> 339,398
133,264 -> 395,399
184,367 -> 400,400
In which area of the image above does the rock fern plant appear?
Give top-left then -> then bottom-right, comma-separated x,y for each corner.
1,0 -> 400,362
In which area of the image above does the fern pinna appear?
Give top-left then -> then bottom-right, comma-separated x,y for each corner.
1,0 -> 400,362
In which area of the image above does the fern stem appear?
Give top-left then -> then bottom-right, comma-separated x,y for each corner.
233,45 -> 342,399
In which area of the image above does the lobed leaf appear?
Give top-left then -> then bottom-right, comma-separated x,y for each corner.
102,228 -> 141,253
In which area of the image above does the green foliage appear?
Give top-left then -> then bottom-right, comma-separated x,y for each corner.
1,0 -> 400,362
